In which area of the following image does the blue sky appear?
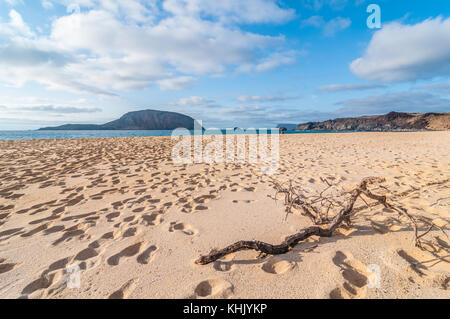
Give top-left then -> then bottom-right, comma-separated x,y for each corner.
0,0 -> 449,129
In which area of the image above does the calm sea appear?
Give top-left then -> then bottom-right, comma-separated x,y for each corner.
0,130 -> 344,141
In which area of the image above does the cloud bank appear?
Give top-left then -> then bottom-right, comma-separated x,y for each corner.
351,17 -> 450,82
318,83 -> 385,92
0,0 -> 297,96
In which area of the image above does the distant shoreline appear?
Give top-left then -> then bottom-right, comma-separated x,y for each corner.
0,129 -> 446,141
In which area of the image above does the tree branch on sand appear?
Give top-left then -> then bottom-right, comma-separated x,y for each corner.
195,177 -> 448,265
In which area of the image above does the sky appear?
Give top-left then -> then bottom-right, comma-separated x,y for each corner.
0,0 -> 449,130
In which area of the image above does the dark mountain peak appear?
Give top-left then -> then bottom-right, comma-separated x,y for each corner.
39,109 -> 198,131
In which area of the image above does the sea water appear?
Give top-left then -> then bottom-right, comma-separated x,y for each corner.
0,130 -> 346,141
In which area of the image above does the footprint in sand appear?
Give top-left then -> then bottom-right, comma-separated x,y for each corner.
193,279 -> 234,299
72,239 -> 107,270
21,270 -> 64,297
262,257 -> 295,275
137,245 -> 158,265
330,251 -> 370,299
0,213 -> 9,225
52,223 -> 91,246
194,205 -> 209,211
21,222 -> 54,238
29,215 -> 60,225
134,188 -> 147,196
123,216 -> 135,223
111,201 -> 123,209
181,202 -> 194,213
47,256 -> 73,273
108,279 -> 138,299
66,194 -> 85,207
62,212 -> 97,222
0,204 -> 14,211
100,230 -> 121,240
213,254 -> 236,272
169,222 -> 198,236
107,242 -> 144,266
232,199 -> 255,204
75,247 -> 99,262
0,258 -> 19,274
106,212 -> 121,222
194,195 -> 216,204
0,227 -> 24,240
141,213 -> 163,226
52,206 -> 66,214
123,227 -> 138,238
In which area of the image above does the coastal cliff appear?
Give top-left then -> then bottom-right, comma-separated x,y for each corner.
296,112 -> 450,131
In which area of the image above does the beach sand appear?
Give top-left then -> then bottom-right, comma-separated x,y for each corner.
0,132 -> 449,299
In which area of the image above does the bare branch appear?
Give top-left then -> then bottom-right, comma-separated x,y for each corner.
196,177 -> 449,265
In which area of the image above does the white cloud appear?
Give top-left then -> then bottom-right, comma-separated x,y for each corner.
301,15 -> 325,28
237,95 -> 299,102
162,0 -> 296,24
220,105 -> 265,116
323,17 -> 351,36
301,15 -> 351,36
5,105 -> 101,113
302,0 -> 348,11
0,94 -> 102,117
170,96 -> 219,107
0,1 -> 297,95
41,0 -> 53,9
415,82 -> 450,94
157,76 -> 196,91
237,50 -> 298,73
318,83 -> 385,92
328,0 -> 348,10
336,92 -> 450,115
174,96 -> 205,106
0,9 -> 33,37
4,0 -> 24,6
350,17 -> 450,82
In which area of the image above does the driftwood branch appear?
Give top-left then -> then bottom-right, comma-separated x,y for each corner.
195,177 -> 448,265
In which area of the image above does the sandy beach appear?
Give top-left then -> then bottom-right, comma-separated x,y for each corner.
0,132 -> 449,299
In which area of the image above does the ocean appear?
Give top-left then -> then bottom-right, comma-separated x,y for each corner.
0,129 -> 347,141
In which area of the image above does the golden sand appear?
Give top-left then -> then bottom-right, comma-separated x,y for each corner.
0,132 -> 449,299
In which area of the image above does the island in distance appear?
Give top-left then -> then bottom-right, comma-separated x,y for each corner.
39,109 -> 199,131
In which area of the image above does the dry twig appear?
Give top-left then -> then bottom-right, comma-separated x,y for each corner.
195,177 -> 448,265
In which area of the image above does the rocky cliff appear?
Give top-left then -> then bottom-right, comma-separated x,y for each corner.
296,112 -> 450,131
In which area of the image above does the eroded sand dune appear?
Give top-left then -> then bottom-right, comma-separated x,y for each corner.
0,132 -> 448,299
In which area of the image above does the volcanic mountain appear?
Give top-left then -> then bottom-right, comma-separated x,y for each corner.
39,110 -> 199,130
